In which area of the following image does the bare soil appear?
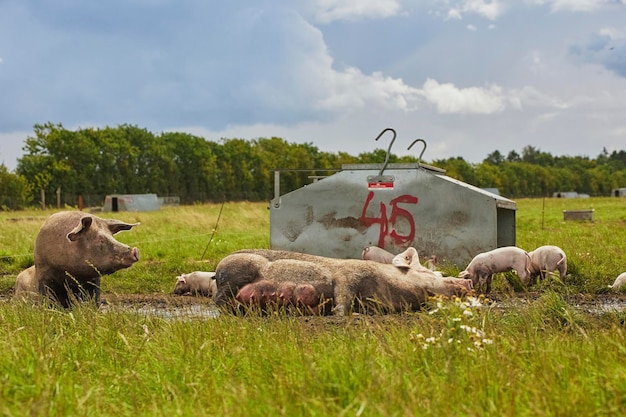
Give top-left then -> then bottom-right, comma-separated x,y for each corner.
3,290 -> 626,320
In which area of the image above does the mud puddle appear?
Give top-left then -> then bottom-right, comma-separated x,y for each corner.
3,292 -> 626,318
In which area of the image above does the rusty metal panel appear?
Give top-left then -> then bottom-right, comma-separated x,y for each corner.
270,164 -> 516,267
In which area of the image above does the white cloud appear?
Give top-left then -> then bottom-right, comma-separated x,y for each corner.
462,0 -> 504,19
610,126 -> 626,136
311,0 -> 403,23
445,0 -> 505,20
598,27 -> 625,39
528,0 -> 620,12
419,79 -> 509,114
311,67 -> 422,112
467,24 -> 478,30
447,8 -> 463,19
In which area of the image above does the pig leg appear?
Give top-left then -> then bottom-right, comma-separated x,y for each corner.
485,274 -> 493,294
514,263 -> 531,286
474,272 -> 493,294
80,276 -> 101,305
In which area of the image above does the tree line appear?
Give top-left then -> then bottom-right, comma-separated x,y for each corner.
1,122 -> 626,210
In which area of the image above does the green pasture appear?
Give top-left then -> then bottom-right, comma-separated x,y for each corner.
1,198 -> 626,416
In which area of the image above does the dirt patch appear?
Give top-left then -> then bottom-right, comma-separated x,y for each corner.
3,290 -> 626,319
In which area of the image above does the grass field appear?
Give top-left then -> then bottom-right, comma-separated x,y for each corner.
1,198 -> 626,416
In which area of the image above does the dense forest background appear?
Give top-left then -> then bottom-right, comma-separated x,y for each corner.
1,122 -> 626,210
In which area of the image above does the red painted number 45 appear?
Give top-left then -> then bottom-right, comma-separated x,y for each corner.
359,191 -> 418,248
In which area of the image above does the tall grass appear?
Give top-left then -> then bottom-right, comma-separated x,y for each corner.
1,295 -> 625,416
1,198 -> 626,416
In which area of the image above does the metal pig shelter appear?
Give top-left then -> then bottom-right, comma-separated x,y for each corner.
269,163 -> 516,267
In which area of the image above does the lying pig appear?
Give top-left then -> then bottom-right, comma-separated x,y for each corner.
528,245 -> 567,281
459,246 -> 531,294
610,272 -> 626,290
225,257 -> 334,315
362,246 -> 395,263
174,271 -> 217,297
215,249 -> 471,316
33,211 -> 140,307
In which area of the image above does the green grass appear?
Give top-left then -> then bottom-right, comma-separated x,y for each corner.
1,198 -> 626,416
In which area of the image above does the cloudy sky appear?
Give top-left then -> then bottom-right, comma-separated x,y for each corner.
1,0 -> 625,171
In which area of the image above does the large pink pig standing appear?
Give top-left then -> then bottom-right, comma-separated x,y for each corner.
31,211 -> 140,307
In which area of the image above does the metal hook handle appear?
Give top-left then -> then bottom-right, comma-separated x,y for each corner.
374,128 -> 397,176
408,139 -> 427,168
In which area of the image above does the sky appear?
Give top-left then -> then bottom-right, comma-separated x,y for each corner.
1,0 -> 625,171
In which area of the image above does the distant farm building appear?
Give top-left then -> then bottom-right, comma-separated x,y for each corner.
612,188 -> 626,197
482,188 -> 500,196
103,194 -> 160,212
553,191 -> 590,198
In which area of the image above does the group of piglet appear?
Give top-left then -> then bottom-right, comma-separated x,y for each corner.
459,245 -> 568,293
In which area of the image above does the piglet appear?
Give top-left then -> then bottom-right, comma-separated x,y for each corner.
528,245 -> 567,281
392,247 -> 443,276
459,246 -> 531,294
610,272 -> 626,291
174,271 -> 217,297
362,246 -> 395,263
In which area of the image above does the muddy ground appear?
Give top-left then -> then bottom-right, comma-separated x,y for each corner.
3,290 -> 626,321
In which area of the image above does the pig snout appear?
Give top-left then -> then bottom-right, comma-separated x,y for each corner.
117,246 -> 140,267
130,247 -> 140,262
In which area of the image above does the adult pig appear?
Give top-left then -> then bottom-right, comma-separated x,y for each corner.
459,246 -> 531,294
216,249 -> 471,316
215,254 -> 335,315
528,245 -> 567,281
34,211 -> 140,307
173,271 -> 217,297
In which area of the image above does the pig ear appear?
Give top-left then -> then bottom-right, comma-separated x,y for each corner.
392,254 -> 410,269
105,219 -> 140,235
392,247 -> 418,268
177,277 -> 186,283
66,216 -> 93,242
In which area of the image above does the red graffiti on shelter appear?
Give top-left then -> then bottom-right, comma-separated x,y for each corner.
359,191 -> 418,247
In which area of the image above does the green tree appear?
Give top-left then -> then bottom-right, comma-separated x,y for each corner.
483,150 -> 505,165
0,164 -> 32,210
